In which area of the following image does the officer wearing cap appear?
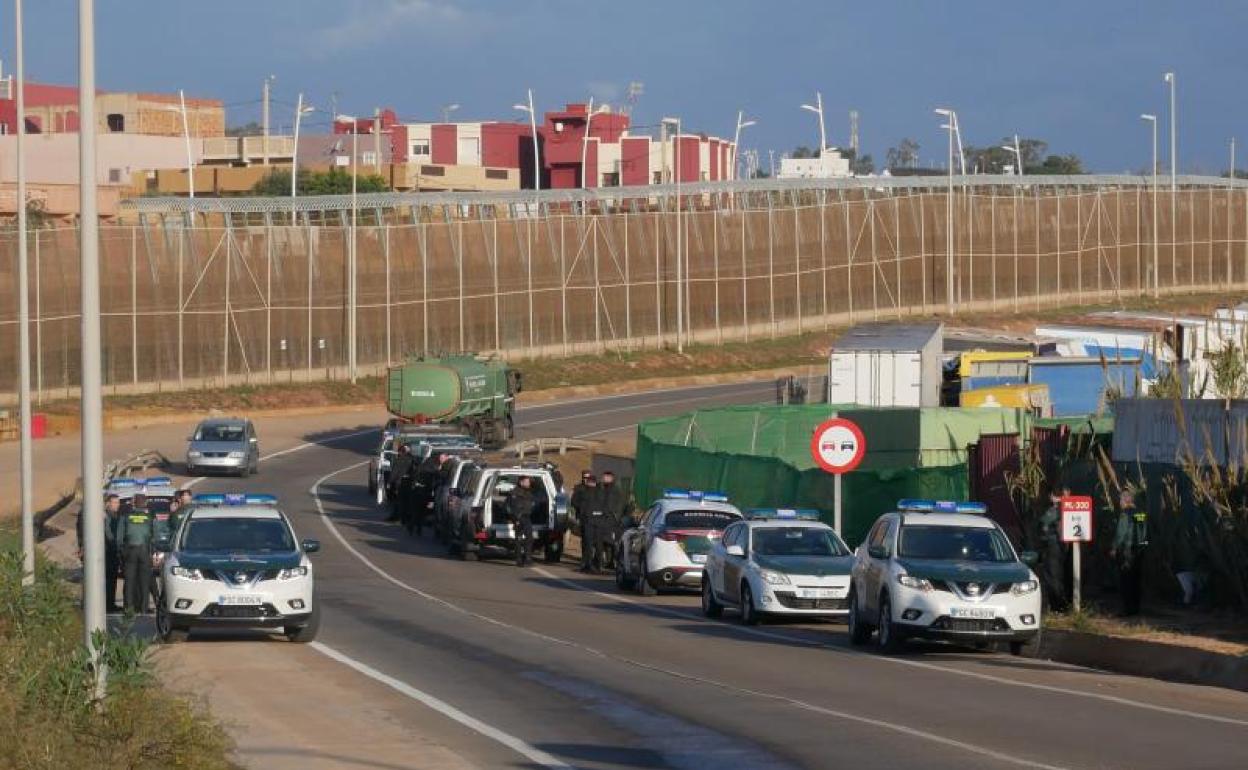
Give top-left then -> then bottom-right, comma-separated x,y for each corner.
572,471 -> 600,572
597,471 -> 629,570
508,476 -> 537,567
1110,488 -> 1149,616
79,493 -> 123,612
116,492 -> 155,614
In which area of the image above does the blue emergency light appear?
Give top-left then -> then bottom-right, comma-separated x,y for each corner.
897,499 -> 988,514
663,488 -> 730,503
142,475 -> 173,486
747,508 -> 822,521
191,493 -> 279,506
107,478 -> 141,489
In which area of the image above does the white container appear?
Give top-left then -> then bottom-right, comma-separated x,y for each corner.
827,323 -> 943,408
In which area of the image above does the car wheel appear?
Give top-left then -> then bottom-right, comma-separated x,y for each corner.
701,577 -> 723,618
876,594 -> 905,654
615,550 -> 636,591
239,462 -> 250,479
637,557 -> 657,597
156,603 -> 188,644
544,540 -> 563,564
285,602 -> 320,643
847,586 -> 872,645
740,583 -> 762,625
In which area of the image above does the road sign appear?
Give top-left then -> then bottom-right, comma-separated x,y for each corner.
1060,495 -> 1094,543
810,417 -> 866,475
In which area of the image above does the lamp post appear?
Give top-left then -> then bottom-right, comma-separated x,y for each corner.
15,0 -> 34,587
441,103 -> 460,123
662,117 -> 683,351
1142,113 -> 1159,297
579,100 -> 609,190
1001,134 -> 1023,176
336,114 -> 359,383
261,74 -> 275,165
513,89 -> 541,191
935,108 -> 957,309
161,92 -> 195,198
800,92 -> 826,157
291,93 -> 314,199
1164,72 -> 1177,285
732,110 -> 756,180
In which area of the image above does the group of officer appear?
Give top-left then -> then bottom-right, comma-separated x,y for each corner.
385,444 -> 453,537
570,469 -> 629,574
77,487 -> 193,614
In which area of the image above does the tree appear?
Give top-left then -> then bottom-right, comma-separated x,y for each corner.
1032,154 -> 1085,175
226,121 -> 262,137
790,145 -> 819,159
249,168 -> 390,196
885,138 -> 920,170
853,153 -> 875,175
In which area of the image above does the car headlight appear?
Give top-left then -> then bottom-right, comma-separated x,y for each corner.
171,566 -> 202,580
760,569 -> 790,585
897,574 -> 934,592
1011,579 -> 1039,596
278,566 -> 309,580
187,450 -> 202,458
228,451 -> 246,459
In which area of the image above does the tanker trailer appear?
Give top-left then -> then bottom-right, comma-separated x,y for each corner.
386,354 -> 521,449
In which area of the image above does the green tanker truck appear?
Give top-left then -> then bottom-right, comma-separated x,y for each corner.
386,354 -> 521,449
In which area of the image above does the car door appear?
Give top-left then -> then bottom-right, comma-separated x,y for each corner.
864,516 -> 898,612
856,517 -> 890,615
721,525 -> 748,604
639,508 -> 663,574
623,507 -> 652,576
707,523 -> 735,599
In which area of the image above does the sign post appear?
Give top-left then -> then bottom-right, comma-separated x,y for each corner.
1060,495 -> 1094,612
810,418 -> 866,534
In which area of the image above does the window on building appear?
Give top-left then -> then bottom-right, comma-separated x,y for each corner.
602,172 -> 620,187
652,171 -> 662,184
106,113 -> 125,132
361,151 -> 378,166
107,168 -> 122,184
411,140 -> 431,157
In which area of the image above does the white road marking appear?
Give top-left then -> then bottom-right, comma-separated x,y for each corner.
529,568 -> 1248,729
309,462 -> 1070,769
310,641 -> 573,770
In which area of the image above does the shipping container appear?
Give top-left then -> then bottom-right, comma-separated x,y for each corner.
958,351 -> 1032,390
960,383 -> 1052,417
827,323 -> 943,408
1029,357 -> 1143,417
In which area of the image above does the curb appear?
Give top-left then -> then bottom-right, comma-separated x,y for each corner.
1037,629 -> 1248,692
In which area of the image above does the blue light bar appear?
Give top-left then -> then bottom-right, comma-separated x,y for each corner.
245,494 -> 279,505
897,499 -> 935,512
192,493 -> 226,505
107,478 -> 141,489
142,475 -> 173,486
898,499 -> 988,515
191,492 -> 279,506
748,508 -> 822,521
663,488 -> 729,503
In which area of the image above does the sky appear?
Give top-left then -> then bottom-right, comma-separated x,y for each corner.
2,0 -> 1246,174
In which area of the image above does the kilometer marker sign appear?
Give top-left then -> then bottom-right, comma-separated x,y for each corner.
810,417 -> 866,474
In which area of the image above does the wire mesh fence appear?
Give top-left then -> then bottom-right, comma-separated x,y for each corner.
2,177 -> 1246,402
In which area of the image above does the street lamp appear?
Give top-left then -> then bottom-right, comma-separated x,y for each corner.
15,0 -> 34,587
335,114 -> 360,383
732,110 -> 756,180
441,103 -> 460,123
160,92 -> 195,198
291,93 -> 315,200
800,92 -> 826,157
513,89 -> 541,191
579,99 -> 609,190
1142,113 -> 1159,297
1000,134 -> 1024,176
662,116 -> 684,351
935,108 -> 957,309
1164,72 -> 1177,287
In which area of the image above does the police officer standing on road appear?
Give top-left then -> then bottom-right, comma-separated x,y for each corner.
597,471 -> 628,570
1110,488 -> 1149,616
411,452 -> 447,537
508,476 -> 537,567
572,471 -> 600,572
116,493 -> 155,614
1038,488 -> 1070,612
79,493 -> 123,612
388,444 -> 414,524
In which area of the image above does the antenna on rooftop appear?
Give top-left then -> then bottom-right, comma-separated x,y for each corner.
849,110 -> 859,156
624,81 -> 644,116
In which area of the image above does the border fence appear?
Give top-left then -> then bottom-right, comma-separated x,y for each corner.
2,175 -> 1246,402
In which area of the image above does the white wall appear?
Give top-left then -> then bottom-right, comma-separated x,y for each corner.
0,133 -> 197,185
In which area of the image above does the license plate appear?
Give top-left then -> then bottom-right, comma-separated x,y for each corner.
798,587 -> 845,599
690,554 -> 707,564
218,595 -> 263,606
950,607 -> 996,619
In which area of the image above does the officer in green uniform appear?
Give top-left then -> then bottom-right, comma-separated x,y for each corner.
1110,489 -> 1149,616
1037,488 -> 1070,612
116,493 -> 155,614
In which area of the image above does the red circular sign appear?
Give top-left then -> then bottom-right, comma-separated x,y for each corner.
810,418 -> 866,474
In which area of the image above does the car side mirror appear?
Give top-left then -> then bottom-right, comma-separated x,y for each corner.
301,539 -> 321,554
250,437 -> 258,443
868,544 -> 888,560
726,544 -> 745,558
1020,550 -> 1038,567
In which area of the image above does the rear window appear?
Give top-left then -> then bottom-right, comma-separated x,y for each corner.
897,525 -> 1014,563
664,510 -> 740,530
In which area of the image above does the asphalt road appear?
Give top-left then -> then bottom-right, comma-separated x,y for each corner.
190,380 -> 1248,770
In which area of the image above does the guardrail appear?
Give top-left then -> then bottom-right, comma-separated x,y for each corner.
505,437 -> 599,461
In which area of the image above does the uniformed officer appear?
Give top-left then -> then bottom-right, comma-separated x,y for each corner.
116,492 -> 155,614
172,488 -> 193,534
79,493 -> 123,612
388,444 -> 415,523
411,452 -> 446,537
571,472 -> 601,572
507,476 -> 537,567
1037,488 -> 1070,612
597,471 -> 629,571
1110,489 -> 1149,616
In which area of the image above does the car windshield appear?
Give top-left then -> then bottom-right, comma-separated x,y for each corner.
752,527 -> 848,557
897,525 -> 1015,562
664,510 -> 739,530
195,424 -> 245,442
181,517 -> 294,552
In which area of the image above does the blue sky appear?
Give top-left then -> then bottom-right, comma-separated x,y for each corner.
5,0 -> 1247,173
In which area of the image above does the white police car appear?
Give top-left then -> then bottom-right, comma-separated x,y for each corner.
848,499 -> 1042,655
702,509 -> 854,624
155,493 -> 321,643
616,489 -> 743,596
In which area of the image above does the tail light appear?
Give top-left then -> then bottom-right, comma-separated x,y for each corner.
657,531 -> 680,542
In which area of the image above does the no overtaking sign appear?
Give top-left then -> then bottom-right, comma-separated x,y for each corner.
810,418 -> 866,474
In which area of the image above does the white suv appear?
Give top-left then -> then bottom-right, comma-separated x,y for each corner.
848,500 -> 1041,655
155,493 -> 321,643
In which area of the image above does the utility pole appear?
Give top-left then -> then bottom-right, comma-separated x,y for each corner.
78,0 -> 107,700
16,0 -> 35,587
1231,137 -> 1237,179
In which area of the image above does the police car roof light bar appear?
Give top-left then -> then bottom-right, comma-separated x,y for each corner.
898,498 -> 988,515
192,493 -> 226,504
143,476 -> 174,487
747,508 -> 822,521
107,478 -> 141,488
663,488 -> 729,503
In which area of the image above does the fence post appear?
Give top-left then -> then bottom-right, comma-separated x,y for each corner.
1034,187 -> 1041,309
1135,185 -> 1143,295
967,185 -> 974,303
492,218 -> 500,353
919,190 -> 927,312
34,230 -> 42,403
794,196 -> 802,333
266,219 -> 273,381
869,197 -> 878,318
767,192 -> 776,337
421,221 -> 429,354
624,209 -> 631,344
532,214 -> 539,351
713,203 -> 721,342
385,225 -> 392,364
990,187 -> 997,307
223,221 -> 231,383
1056,186 -> 1063,302
458,219 -> 465,352
843,189 -> 854,323
1076,187 -> 1083,300
178,224 -> 185,385
593,216 -> 601,349
741,206 -> 748,340
656,209 -> 663,344
1012,187 -> 1019,312
307,223 -> 314,371
820,190 -> 829,326
894,192 -> 902,318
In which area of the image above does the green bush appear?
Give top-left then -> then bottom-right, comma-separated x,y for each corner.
0,530 -> 234,769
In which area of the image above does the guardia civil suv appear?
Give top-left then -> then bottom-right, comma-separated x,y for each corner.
155,493 -> 321,643
848,500 -> 1041,655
